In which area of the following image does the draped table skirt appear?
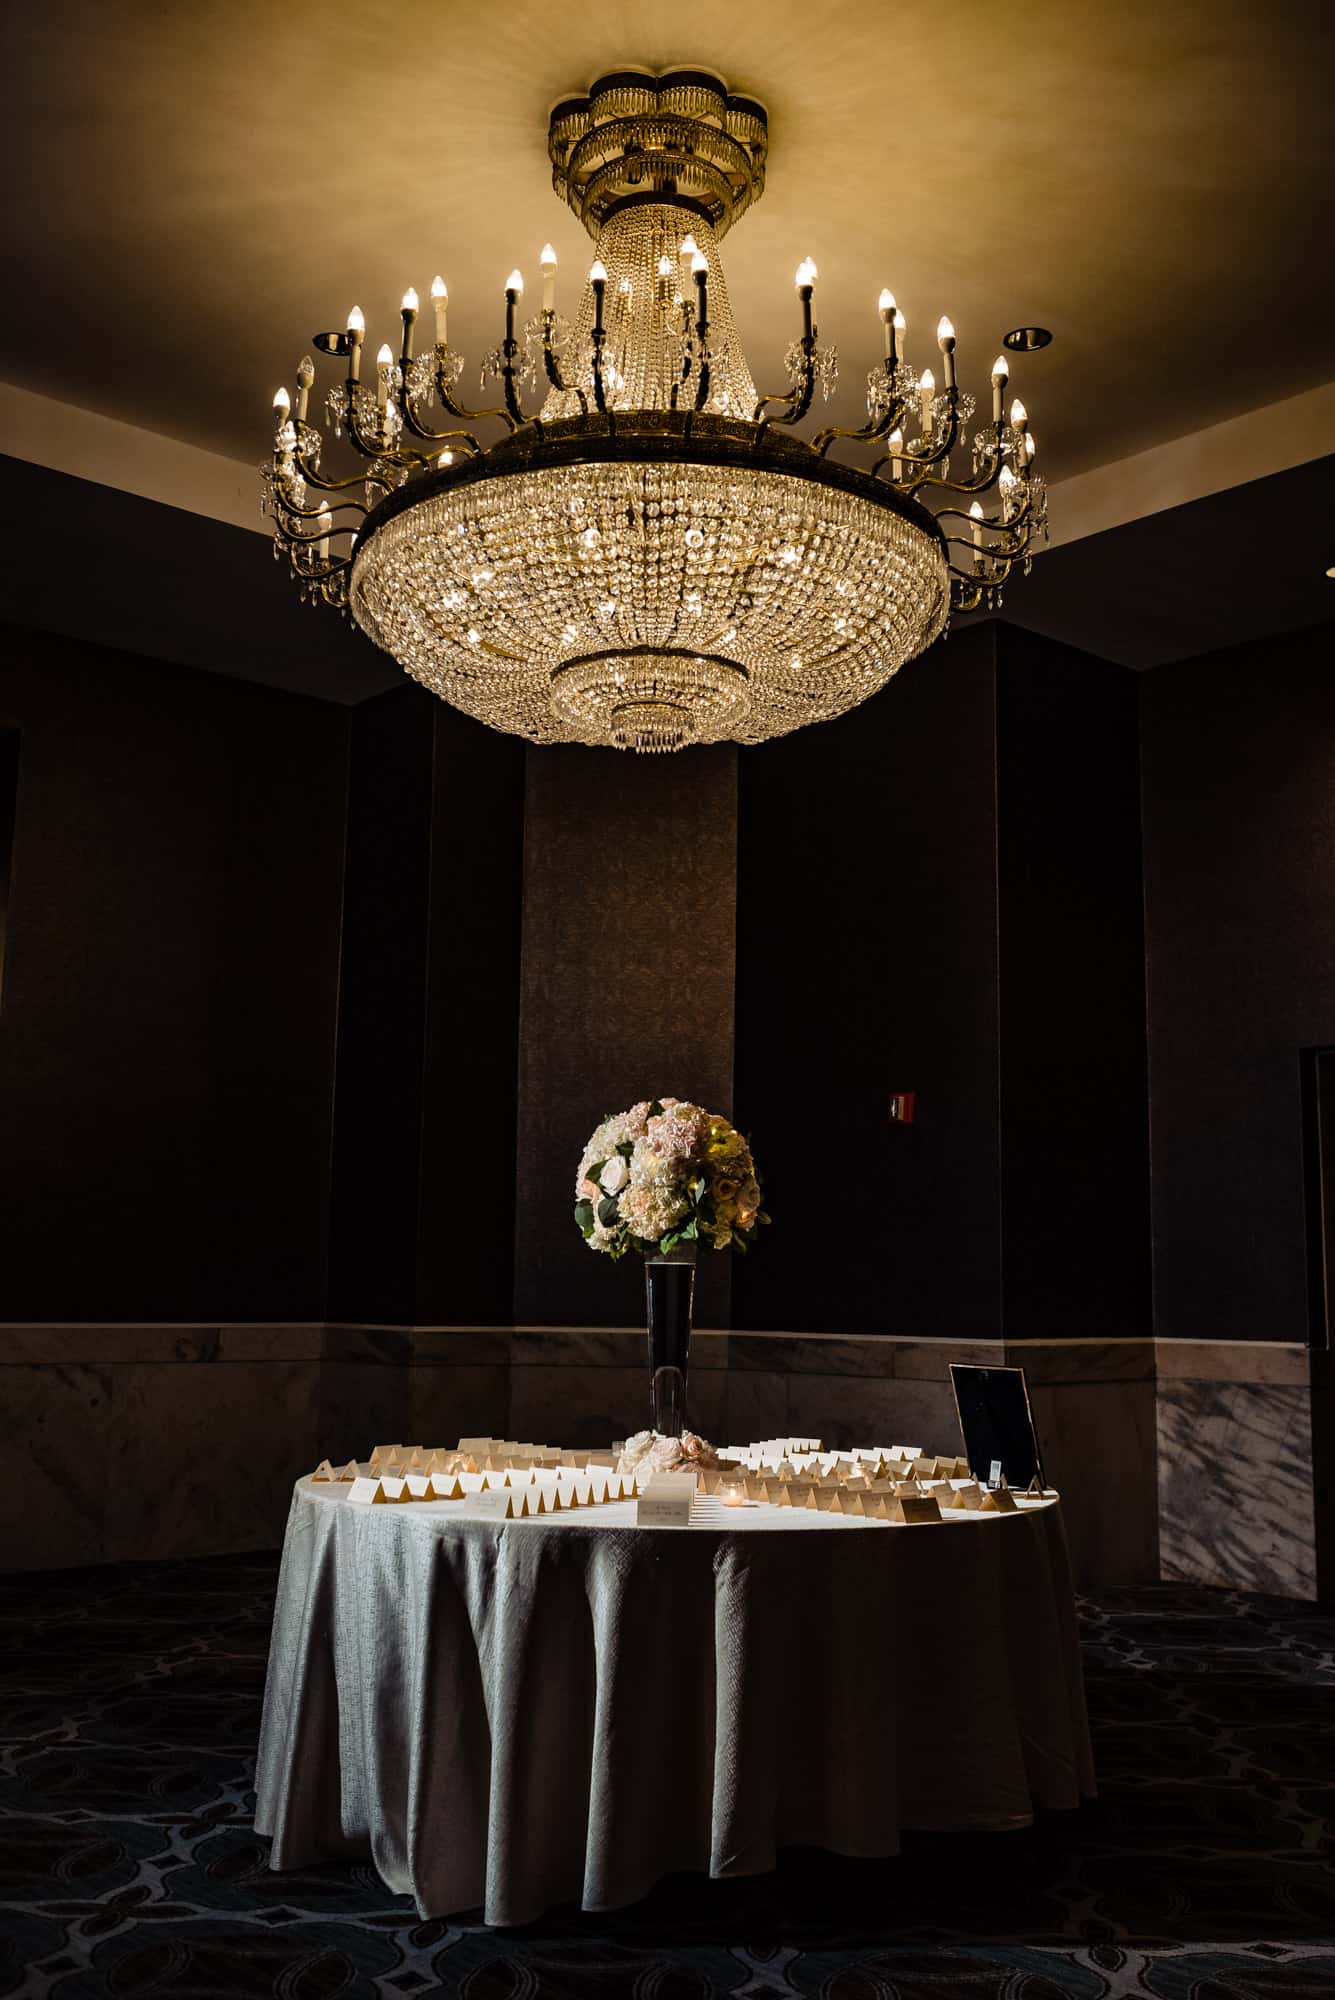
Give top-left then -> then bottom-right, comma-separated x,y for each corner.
255,1480 -> 1095,1926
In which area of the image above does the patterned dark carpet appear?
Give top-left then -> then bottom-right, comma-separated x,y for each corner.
0,1556 -> 1331,2000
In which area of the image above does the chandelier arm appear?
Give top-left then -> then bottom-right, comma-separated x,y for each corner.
867,446 -> 911,482
542,311 -> 589,415
810,361 -> 904,455
501,286 -> 534,428
272,515 -> 359,549
894,395 -> 962,494
690,265 -> 712,413
398,387 -> 486,453
911,444 -> 1006,496
751,282 -> 816,425
949,574 -> 987,613
272,479 -> 367,522
291,452 -> 376,498
941,530 -> 1028,565
434,346 -> 520,434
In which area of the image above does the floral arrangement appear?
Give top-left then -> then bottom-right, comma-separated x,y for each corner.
575,1098 -> 768,1259
618,1430 -> 723,1477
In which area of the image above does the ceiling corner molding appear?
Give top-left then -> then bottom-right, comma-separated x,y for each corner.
0,380 -> 266,538
1044,380 -> 1335,551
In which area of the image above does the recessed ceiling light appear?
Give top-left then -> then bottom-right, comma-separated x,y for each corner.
1003,326 -> 1053,352
1327,564 -> 1335,579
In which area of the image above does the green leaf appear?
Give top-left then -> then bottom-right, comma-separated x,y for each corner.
733,1232 -> 748,1254
617,1140 -> 634,1158
648,1099 -> 664,1118
689,1176 -> 707,1204
680,1217 -> 699,1241
597,1196 -> 620,1227
588,1159 -> 606,1187
574,1198 -> 594,1232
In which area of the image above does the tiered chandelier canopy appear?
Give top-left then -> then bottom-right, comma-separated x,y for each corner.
263,67 -> 1048,752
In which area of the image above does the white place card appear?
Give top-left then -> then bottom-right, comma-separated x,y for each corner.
462,1488 -> 514,1521
636,1479 -> 694,1528
345,1476 -> 385,1505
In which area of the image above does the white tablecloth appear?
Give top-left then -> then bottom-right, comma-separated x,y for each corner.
255,1479 -> 1095,1925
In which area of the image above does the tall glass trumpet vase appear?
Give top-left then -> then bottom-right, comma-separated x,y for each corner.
645,1244 -> 696,1437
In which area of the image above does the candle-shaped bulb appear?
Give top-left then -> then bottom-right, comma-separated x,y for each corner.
430,275 -> 448,344
1025,430 -> 1037,459
937,316 -> 955,347
316,505 -> 331,562
376,342 -> 394,366
1000,463 -> 1017,488
795,256 -> 818,288
589,260 -> 608,284
678,234 -> 698,262
539,244 -> 557,271
970,500 -> 984,518
894,308 -> 906,341
991,353 -> 1009,384
401,286 -> 419,313
878,288 -> 896,314
888,426 -> 904,481
296,355 -> 315,387
430,275 -> 447,300
346,305 -> 365,335
505,269 -> 523,295
1010,397 -> 1028,427
919,367 -> 935,394
657,254 -> 674,279
272,386 -> 290,415
539,243 -> 557,311
690,248 -> 709,275
375,343 -> 393,409
970,499 -> 985,552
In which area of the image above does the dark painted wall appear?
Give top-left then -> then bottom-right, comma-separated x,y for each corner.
734,625 -> 1003,1335
0,625 -> 347,1319
996,626 -> 1151,1337
514,743 -> 738,1329
326,685 -> 434,1325
1142,619 -> 1335,1340
327,685 -> 526,1327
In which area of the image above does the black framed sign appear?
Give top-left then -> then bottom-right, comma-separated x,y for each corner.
949,1364 -> 1046,1489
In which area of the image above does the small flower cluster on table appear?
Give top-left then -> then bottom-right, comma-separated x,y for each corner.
576,1098 -> 769,1258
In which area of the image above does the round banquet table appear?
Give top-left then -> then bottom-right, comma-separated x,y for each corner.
255,1478 -> 1095,1926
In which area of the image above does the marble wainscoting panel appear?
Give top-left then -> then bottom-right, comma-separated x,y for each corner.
104,1358 -> 321,1564
1157,1376 -> 1315,1601
0,1362 -> 115,1570
722,1369 -> 789,1447
411,1365 -> 510,1450
1028,1381 -> 1159,1588
508,1365 -> 650,1449
1001,1341 -> 1159,1587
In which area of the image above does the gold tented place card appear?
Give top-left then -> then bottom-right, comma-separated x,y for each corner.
310,1460 -> 335,1482
893,1493 -> 943,1525
345,1476 -> 385,1505
981,1487 -> 1018,1513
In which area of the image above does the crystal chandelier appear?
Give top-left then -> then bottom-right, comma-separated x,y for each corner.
263,68 -> 1047,753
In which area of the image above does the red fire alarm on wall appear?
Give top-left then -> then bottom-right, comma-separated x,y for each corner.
889,1092 -> 916,1124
